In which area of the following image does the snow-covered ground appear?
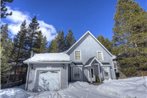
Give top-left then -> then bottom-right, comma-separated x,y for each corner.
97,76 -> 147,98
0,76 -> 147,98
0,88 -> 30,98
30,82 -> 117,98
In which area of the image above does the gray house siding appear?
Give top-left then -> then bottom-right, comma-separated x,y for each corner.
26,64 -> 68,91
67,33 -> 116,81
68,34 -> 112,64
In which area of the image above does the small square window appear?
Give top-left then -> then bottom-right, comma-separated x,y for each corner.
75,51 -> 81,60
97,52 -> 103,60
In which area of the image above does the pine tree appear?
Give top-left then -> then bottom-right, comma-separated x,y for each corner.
12,20 -> 29,64
26,16 -> 48,55
48,39 -> 58,52
42,36 -> 48,52
0,24 -> 13,74
126,11 -> 147,71
113,0 -> 144,47
113,0 -> 147,76
65,30 -> 76,50
48,30 -> 73,52
1,0 -> 13,18
27,16 -> 40,55
56,31 -> 66,52
97,35 -> 112,52
8,21 -> 29,82
34,31 -> 47,53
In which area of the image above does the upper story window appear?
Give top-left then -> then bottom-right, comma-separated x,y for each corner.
97,51 -> 103,61
75,50 -> 81,61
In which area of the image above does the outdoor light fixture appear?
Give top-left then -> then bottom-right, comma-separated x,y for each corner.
31,65 -> 35,70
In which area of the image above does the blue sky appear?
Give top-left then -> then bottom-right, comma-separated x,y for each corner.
4,0 -> 147,41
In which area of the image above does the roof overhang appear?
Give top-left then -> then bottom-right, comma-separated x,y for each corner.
23,53 -> 70,64
24,61 -> 71,64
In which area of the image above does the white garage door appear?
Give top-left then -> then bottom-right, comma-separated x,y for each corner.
38,70 -> 60,91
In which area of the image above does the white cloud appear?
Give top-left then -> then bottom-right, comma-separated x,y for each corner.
8,24 -> 21,35
6,7 -> 57,41
38,20 -> 57,41
7,7 -> 31,23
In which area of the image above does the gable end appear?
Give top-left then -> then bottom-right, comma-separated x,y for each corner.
66,31 -> 113,57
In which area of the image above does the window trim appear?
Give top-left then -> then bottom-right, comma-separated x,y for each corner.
74,50 -> 81,61
96,51 -> 104,61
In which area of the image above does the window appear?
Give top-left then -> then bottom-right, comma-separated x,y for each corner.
75,51 -> 81,60
103,67 -> 110,79
97,52 -> 103,60
73,67 -> 81,79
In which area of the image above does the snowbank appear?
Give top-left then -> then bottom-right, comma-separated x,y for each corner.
97,76 -> 147,98
31,82 -> 116,98
0,88 -> 30,98
1,77 -> 147,98
1,82 -> 114,98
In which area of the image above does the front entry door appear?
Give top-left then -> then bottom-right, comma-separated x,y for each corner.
90,68 -> 95,82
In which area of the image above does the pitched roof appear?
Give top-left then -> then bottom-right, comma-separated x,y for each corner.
85,57 -> 104,67
85,57 -> 110,66
66,31 -> 114,57
85,57 -> 95,65
23,53 -> 70,64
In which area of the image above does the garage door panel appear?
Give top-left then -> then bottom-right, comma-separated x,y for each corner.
37,70 -> 60,91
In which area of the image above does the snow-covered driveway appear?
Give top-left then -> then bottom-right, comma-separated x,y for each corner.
32,82 -> 117,98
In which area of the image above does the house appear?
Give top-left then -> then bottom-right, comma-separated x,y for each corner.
23,31 -> 118,92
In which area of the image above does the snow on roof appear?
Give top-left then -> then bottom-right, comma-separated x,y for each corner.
23,53 -> 70,64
